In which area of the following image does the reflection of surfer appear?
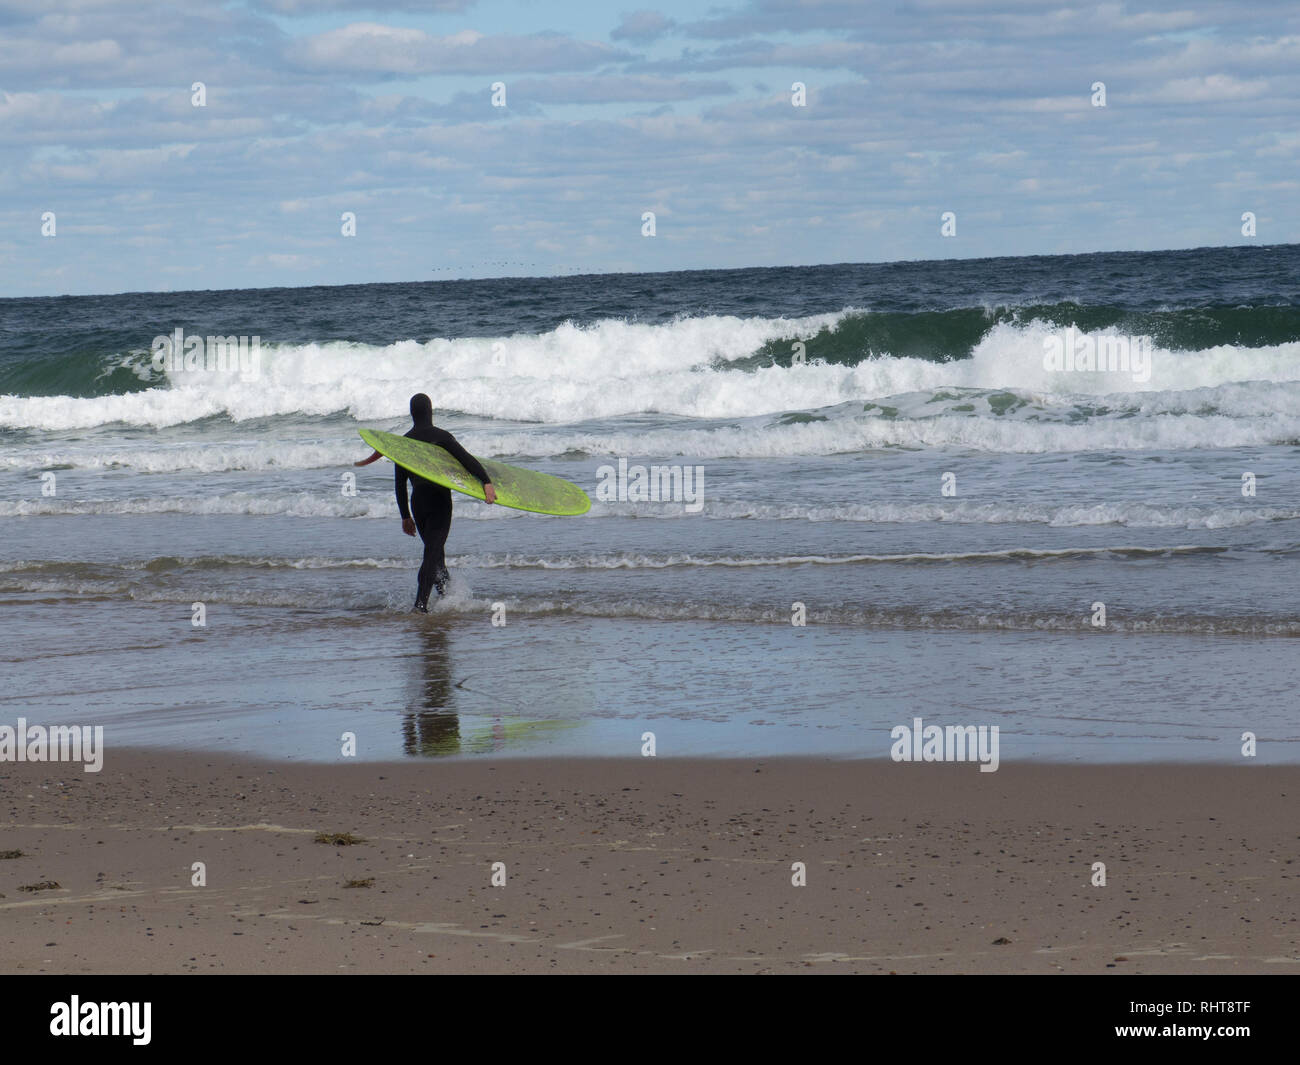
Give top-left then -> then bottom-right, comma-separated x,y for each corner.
357,393 -> 497,611
403,625 -> 460,755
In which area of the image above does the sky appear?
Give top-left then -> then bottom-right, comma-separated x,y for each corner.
1,0 -> 1297,296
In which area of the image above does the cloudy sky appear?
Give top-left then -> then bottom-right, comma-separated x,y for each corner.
2,0 -> 1297,296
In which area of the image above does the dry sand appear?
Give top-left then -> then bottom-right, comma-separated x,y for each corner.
1,752 -> 1296,974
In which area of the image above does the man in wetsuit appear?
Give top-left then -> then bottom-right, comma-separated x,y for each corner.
357,393 -> 496,611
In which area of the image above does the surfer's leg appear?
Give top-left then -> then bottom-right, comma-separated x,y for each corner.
426,501 -> 453,595
411,497 -> 436,610
412,495 -> 453,606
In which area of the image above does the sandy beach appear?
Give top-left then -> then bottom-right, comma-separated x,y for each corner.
1,752 -> 1295,974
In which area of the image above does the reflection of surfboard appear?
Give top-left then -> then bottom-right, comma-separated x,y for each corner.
359,428 -> 591,516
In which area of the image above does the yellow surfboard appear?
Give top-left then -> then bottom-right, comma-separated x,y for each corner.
359,428 -> 591,516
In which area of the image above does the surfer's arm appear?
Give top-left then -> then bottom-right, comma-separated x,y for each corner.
395,464 -> 412,520
435,431 -> 496,502
354,450 -> 383,467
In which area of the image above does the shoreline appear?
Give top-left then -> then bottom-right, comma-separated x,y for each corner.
2,750 -> 1296,974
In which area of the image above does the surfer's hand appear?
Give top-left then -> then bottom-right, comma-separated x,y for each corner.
484,483 -> 497,505
402,518 -> 416,537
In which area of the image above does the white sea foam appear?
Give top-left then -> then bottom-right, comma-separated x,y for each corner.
4,379 -> 1300,471
2,574 -> 1295,636
2,493 -> 1294,528
2,313 -> 1298,434
0,545 -> 1250,585
449,545 -> 1226,567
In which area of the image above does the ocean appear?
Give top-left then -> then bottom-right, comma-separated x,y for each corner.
2,244 -> 1298,763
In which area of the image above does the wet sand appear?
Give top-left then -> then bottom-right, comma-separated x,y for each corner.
1,752 -> 1296,974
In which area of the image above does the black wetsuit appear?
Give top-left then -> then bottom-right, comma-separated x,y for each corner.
396,421 -> 493,608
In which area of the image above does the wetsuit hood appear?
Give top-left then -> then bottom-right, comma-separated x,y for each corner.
410,393 -> 433,427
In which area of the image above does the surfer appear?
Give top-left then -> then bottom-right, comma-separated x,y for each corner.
356,393 -> 496,611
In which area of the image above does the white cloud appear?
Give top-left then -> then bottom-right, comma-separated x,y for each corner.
285,23 -> 628,76
611,10 -> 676,43
511,75 -> 733,104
